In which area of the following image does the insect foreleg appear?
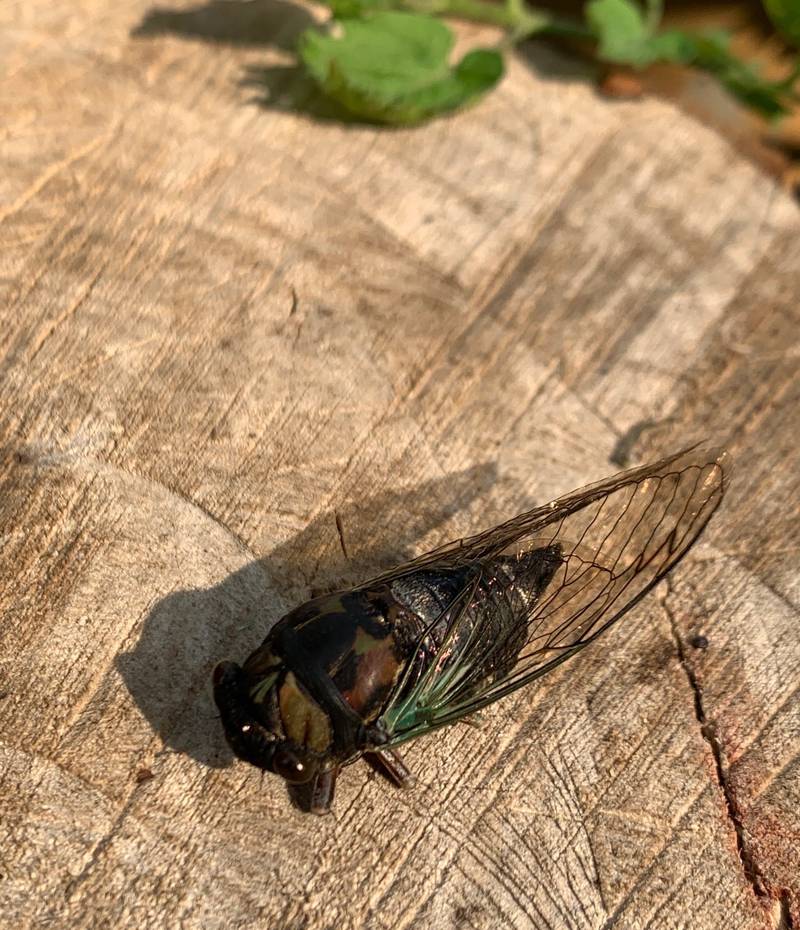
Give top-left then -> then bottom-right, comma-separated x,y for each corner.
365,747 -> 417,789
310,767 -> 339,815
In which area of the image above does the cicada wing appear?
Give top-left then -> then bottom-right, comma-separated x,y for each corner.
378,445 -> 729,745
371,445 -> 728,580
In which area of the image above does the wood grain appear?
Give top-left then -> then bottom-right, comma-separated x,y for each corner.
1,2 -> 798,929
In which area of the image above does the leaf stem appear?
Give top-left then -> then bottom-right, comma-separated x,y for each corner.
397,0 -> 590,41
645,0 -> 663,34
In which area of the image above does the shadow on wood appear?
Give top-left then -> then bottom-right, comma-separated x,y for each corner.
132,0 -> 315,51
239,63 -> 361,123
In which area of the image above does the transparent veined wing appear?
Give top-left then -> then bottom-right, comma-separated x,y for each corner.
376,445 -> 729,744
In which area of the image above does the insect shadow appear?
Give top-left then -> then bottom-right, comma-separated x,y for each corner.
116,463 -> 499,778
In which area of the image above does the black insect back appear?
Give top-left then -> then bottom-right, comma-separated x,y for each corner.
214,445 -> 729,813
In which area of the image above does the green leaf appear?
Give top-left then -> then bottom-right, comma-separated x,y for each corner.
585,0 -> 690,66
298,12 -> 504,125
585,0 -> 654,66
763,0 -> 800,48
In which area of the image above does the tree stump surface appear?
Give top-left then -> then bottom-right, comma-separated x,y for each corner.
1,3 -> 798,929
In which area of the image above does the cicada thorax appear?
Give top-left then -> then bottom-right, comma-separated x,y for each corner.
241,586 -> 423,764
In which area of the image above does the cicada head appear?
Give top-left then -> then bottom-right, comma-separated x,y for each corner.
212,652 -> 334,785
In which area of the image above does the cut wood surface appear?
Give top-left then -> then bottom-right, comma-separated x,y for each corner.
1,2 -> 799,929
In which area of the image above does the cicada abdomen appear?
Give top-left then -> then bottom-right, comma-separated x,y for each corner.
382,544 -> 563,734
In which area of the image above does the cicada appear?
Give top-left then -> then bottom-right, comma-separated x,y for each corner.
213,446 -> 728,813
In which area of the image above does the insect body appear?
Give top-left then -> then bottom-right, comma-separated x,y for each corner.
214,446 -> 728,813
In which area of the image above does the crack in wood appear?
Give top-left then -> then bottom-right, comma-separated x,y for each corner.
28,266 -> 105,364
60,745 -> 172,905
663,580 -> 769,905
778,893 -> 795,930
61,792 -> 137,902
334,510 -> 349,561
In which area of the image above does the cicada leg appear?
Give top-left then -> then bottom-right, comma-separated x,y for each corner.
310,767 -> 339,815
365,747 -> 417,790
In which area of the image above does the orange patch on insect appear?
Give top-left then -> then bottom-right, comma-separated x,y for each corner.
342,631 -> 401,717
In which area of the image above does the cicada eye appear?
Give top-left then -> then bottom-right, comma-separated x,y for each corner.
272,745 -> 314,784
